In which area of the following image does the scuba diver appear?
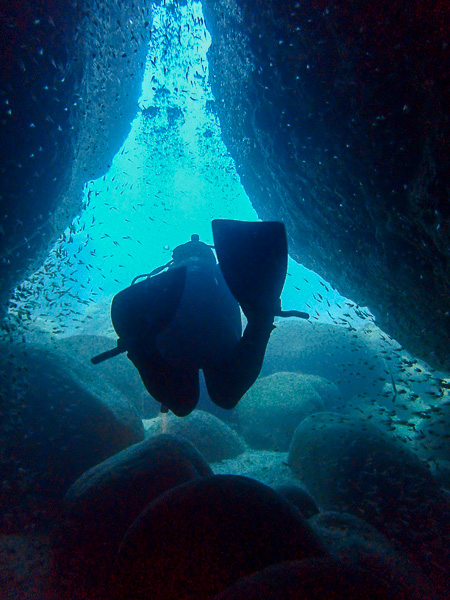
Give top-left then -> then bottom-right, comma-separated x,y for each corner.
91,220 -> 309,417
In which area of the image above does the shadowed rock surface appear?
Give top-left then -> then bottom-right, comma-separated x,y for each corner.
0,342 -> 143,533
288,412 -> 449,595
274,482 -> 320,519
203,0 -> 449,370
0,0 -> 152,317
309,511 -> 432,598
116,474 -> 327,600
52,434 -> 212,600
211,556 -> 420,600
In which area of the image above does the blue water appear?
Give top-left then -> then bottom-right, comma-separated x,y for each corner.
12,0 -> 372,338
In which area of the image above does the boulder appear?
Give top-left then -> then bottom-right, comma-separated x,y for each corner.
302,373 -> 343,410
0,1 -> 152,319
414,401 -> 450,463
144,410 -> 246,461
309,512 -> 430,598
288,412 -> 450,591
203,0 -> 449,371
237,372 -> 324,450
211,557 -> 415,600
115,475 -> 327,600
262,320 -> 388,400
56,334 -> 158,418
273,483 -> 320,519
52,434 -> 212,599
0,342 -> 143,532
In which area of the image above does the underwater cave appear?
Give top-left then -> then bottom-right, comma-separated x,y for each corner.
0,1 -> 448,598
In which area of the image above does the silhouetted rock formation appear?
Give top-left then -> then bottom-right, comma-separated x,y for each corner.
203,0 -> 449,370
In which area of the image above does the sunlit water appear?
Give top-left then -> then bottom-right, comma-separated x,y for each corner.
10,0 -> 374,340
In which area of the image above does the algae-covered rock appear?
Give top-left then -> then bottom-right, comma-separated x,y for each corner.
144,410 -> 246,462
263,320 -> 387,400
237,372 -> 324,451
0,341 -> 143,531
52,434 -> 212,600
288,412 -> 449,588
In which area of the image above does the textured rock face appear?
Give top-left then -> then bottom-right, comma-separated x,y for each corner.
144,411 -> 246,461
237,371 -> 324,450
262,319 -> 386,401
288,412 -> 449,587
203,0 -> 449,370
0,341 -> 144,532
116,475 -> 327,600
0,0 -> 152,316
53,434 -> 212,599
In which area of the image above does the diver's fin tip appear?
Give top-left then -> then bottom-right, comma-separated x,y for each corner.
212,219 -> 288,317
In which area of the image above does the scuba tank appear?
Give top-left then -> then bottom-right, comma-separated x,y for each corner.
90,235 -> 215,365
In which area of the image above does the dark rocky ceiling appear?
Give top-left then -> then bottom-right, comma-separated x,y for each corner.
203,0 -> 449,370
0,0 -> 152,318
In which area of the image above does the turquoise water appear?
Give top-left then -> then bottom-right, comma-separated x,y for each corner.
12,0 -> 371,337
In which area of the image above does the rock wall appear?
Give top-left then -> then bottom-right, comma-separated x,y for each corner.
0,0 -> 152,318
203,0 -> 449,370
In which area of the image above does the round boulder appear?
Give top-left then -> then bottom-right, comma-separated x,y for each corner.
52,434 -> 212,599
309,511 -> 429,599
302,373 -> 342,409
211,557 -> 411,600
263,320 -> 388,400
115,474 -> 327,600
144,410 -> 246,461
237,372 -> 324,450
56,334 -> 158,418
274,483 -> 320,518
288,412 -> 449,590
0,342 -> 143,532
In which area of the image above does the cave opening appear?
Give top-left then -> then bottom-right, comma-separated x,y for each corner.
9,0 -> 364,340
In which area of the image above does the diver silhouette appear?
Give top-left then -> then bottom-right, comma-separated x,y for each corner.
91,220 -> 309,416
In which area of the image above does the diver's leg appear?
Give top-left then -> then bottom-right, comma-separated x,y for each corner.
127,345 -> 199,417
203,317 -> 275,409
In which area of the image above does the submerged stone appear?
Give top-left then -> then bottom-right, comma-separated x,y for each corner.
115,474 -> 327,600
203,0 -> 449,370
52,434 -> 212,599
144,410 -> 246,461
262,320 -> 387,401
288,412 -> 449,592
274,482 -> 320,519
210,556 -> 418,600
0,342 -> 143,531
56,334 -> 158,418
237,371 -> 324,451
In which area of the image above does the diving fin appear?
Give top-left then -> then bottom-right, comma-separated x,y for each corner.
90,266 -> 186,364
212,219 -> 287,319
212,219 -> 309,322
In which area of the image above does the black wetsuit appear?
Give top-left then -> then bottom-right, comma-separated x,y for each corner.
126,239 -> 275,416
